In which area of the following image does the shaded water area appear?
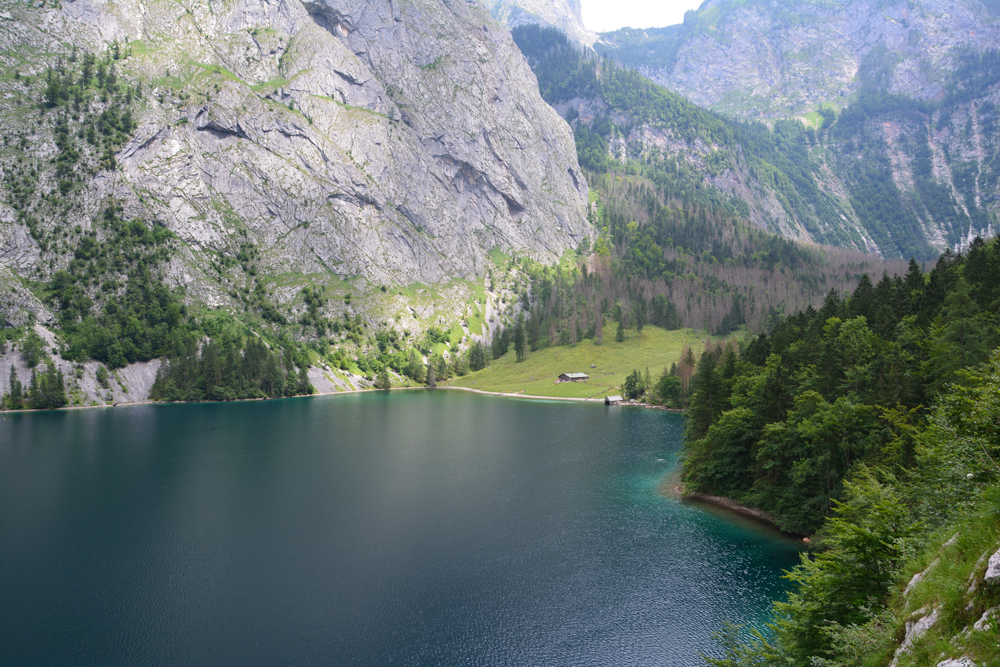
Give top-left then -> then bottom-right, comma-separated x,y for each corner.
0,390 -> 801,665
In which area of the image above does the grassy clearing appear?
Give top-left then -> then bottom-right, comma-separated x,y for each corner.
444,324 -> 705,399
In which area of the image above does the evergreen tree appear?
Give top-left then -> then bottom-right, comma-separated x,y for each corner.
685,348 -> 727,443
514,319 -> 527,361
468,342 -> 488,371
623,369 -> 643,400
406,350 -> 426,383
297,366 -> 314,395
7,365 -> 22,409
375,367 -> 391,390
926,278 -> 988,393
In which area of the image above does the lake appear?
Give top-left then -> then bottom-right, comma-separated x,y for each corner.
0,390 -> 800,665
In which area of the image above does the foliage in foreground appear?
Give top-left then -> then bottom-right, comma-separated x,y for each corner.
705,349 -> 1000,666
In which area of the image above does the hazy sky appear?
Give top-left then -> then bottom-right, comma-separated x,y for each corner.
581,0 -> 704,32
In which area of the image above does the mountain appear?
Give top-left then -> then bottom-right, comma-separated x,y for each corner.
597,0 -> 1000,119
0,0 -> 594,405
0,0 -> 589,326
516,23 -> 1000,261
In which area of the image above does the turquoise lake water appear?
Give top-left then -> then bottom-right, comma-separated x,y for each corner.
0,390 -> 800,665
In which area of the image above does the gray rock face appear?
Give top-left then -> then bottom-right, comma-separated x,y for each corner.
600,0 -> 1000,119
2,0 -> 589,290
0,265 -> 54,328
891,606 -> 940,667
483,0 -> 597,47
937,658 -> 976,667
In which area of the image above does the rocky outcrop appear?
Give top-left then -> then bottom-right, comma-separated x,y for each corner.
0,0 -> 590,293
985,546 -> 1000,582
0,265 -> 54,329
891,606 -> 941,667
937,658 -> 976,667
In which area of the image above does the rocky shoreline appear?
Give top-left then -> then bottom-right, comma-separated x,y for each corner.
681,489 -> 781,528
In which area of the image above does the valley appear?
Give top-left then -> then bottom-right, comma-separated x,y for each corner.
2,1 -> 1000,665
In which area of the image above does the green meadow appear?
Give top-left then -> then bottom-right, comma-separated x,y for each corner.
445,325 -> 710,399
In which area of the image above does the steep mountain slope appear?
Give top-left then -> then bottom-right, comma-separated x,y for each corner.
517,24 -> 999,259
598,0 -> 1000,119
514,27 -> 893,251
0,0 -> 589,316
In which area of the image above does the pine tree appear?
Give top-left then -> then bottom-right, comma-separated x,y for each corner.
514,319 -> 527,361
297,366 -> 314,395
375,367 -> 391,390
407,350 -> 426,383
8,365 -> 22,409
28,368 -> 38,408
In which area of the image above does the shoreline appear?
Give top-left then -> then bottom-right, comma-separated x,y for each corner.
0,385 -> 419,414
439,385 -> 686,411
0,383 -> 686,414
666,479 -> 797,536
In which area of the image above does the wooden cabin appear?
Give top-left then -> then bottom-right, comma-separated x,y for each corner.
557,372 -> 590,383
605,395 -> 623,405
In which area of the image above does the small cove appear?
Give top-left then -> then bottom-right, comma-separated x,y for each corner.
0,390 -> 800,665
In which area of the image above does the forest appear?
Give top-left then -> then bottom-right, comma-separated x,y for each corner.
686,236 -> 1000,665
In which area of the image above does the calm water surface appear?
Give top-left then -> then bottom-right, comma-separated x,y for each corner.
0,391 -> 800,666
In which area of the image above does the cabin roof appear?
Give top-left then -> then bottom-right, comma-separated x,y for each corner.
560,372 -> 589,379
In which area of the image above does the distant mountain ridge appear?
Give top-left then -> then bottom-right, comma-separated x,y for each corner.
482,0 -> 597,46
514,24 -> 1000,260
597,0 -> 1000,119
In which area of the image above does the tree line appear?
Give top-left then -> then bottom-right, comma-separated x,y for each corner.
683,236 -> 1000,534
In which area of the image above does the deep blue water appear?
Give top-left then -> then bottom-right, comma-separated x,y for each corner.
0,390 -> 800,666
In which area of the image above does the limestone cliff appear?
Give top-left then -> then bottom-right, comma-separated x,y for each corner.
0,0 -> 590,298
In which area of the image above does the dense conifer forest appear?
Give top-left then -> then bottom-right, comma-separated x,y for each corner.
686,238 -> 1000,666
